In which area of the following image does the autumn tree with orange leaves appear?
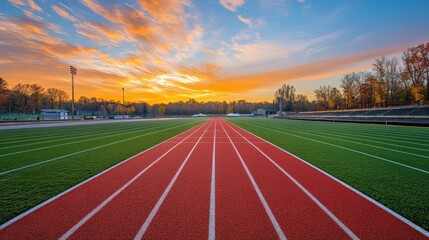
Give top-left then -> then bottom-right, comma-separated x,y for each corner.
402,43 -> 429,104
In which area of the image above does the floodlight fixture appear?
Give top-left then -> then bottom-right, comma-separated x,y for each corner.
70,66 -> 77,120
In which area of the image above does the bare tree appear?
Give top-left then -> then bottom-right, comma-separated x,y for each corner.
341,73 -> 361,109
314,85 -> 331,110
46,88 -> 59,108
10,84 -> 32,113
57,90 -> 69,109
294,94 -> 311,112
29,84 -> 45,112
373,56 -> 388,106
275,84 -> 296,112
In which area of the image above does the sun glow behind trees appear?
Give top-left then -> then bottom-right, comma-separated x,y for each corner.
0,43 -> 428,115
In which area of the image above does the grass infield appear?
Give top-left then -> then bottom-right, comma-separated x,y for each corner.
228,117 -> 429,231
0,119 -> 203,224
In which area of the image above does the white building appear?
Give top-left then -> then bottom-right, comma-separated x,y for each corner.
226,113 -> 240,117
41,109 -> 69,120
192,113 -> 207,117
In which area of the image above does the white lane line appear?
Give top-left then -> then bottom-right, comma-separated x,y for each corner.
262,123 -> 429,159
219,121 -> 287,240
265,121 -> 429,151
134,121 -> 213,240
0,123 -> 140,145
0,121 -> 198,175
208,119 -> 217,240
59,122 -> 210,240
239,121 -> 429,174
0,117 -> 176,130
225,121 -> 359,240
0,121 -> 206,230
284,126 -> 429,151
0,123 -> 156,150
0,121 -> 181,157
228,120 -> 429,238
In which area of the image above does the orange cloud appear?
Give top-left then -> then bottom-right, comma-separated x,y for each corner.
76,22 -> 125,44
52,5 -> 78,22
8,0 -> 25,7
198,44 -> 408,94
27,0 -> 41,12
3,0 -> 422,105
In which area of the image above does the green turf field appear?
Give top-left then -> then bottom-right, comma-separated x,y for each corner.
0,119 -> 203,224
227,117 -> 429,230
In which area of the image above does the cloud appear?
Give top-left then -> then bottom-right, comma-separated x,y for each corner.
349,33 -> 370,45
219,0 -> 244,12
7,0 -> 25,6
259,0 -> 289,15
52,5 -> 78,22
1,1 -> 208,103
78,0 -> 202,64
216,31 -> 341,74
237,15 -> 265,28
27,0 -> 41,12
196,44 -> 409,95
3,0 -> 426,104
297,0 -> 305,4
76,22 -> 125,45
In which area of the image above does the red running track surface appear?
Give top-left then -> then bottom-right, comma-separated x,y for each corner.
1,118 -> 428,239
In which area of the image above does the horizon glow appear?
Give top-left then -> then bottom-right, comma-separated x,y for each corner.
1,0 -> 429,103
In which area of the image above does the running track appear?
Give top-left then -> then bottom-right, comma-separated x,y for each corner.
1,118 -> 428,239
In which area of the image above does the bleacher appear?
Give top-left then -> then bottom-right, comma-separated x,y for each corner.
362,109 -> 387,116
347,110 -> 370,116
279,106 -> 429,126
295,106 -> 429,118
409,107 -> 429,116
382,108 -> 414,116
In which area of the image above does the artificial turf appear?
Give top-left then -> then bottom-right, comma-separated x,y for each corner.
0,119 -> 203,224
228,117 -> 429,231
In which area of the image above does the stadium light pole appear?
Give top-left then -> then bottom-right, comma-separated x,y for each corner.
70,66 -> 77,120
122,87 -> 125,119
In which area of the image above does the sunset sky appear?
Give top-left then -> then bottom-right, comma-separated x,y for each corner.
1,0 -> 429,104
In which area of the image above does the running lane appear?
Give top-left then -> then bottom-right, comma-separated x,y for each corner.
64,121 -> 212,239
215,119 -> 279,239
223,119 -> 429,239
219,120 -> 351,239
0,121 -> 209,239
140,119 -> 215,239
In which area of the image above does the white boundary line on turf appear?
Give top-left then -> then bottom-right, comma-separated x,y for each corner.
133,121 -> 213,240
224,121 -> 359,239
240,121 -> 429,174
289,119 -> 429,141
269,119 -> 429,147
261,123 -> 429,159
228,120 -> 429,237
0,118 -> 178,130
0,122 -> 163,150
0,121 -> 181,157
219,121 -> 287,240
59,121 -> 210,240
0,122 -> 145,145
278,124 -> 429,150
0,121 -> 198,175
0,120 -> 206,230
208,119 -> 217,240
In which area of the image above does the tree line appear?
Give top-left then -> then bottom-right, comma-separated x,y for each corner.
275,42 -> 429,111
0,78 -> 274,116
